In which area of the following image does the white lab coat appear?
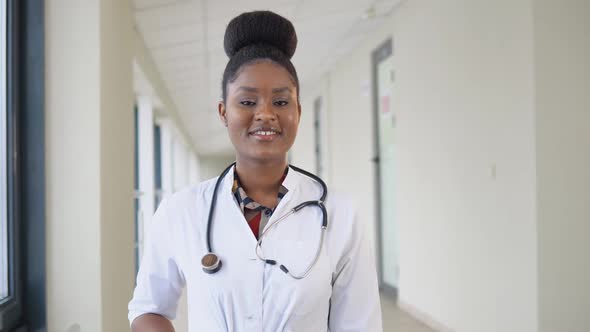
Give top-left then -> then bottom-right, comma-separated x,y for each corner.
128,165 -> 382,331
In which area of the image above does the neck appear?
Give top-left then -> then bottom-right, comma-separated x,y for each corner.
234,156 -> 288,196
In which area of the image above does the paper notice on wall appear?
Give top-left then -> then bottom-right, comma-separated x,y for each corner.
380,95 -> 390,115
380,94 -> 396,128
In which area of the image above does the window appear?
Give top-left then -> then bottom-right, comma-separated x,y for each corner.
0,0 -> 8,304
134,106 -> 140,276
154,124 -> 163,209
0,1 -> 46,330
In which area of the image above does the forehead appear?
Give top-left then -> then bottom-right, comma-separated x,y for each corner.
229,61 -> 296,92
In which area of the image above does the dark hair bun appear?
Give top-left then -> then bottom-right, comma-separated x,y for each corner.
223,11 -> 297,59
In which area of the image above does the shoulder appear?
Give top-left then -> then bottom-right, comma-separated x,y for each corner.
153,177 -> 221,230
324,189 -> 376,255
149,177 -> 221,244
325,191 -> 358,227
162,177 -> 219,210
323,191 -> 367,270
323,190 -> 362,243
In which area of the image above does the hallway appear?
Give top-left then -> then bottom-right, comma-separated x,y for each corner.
2,0 -> 588,331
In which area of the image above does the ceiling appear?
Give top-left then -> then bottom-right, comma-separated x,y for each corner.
133,0 -> 400,157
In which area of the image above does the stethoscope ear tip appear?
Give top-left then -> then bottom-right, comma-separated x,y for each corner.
202,253 -> 222,274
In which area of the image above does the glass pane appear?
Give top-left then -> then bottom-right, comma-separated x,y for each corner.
154,124 -> 162,209
134,107 -> 140,276
0,0 -> 9,301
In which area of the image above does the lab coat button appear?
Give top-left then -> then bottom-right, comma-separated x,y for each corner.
247,315 -> 254,320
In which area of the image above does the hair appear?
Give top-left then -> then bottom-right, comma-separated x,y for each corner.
221,11 -> 300,102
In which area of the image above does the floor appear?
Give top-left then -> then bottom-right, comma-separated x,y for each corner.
381,294 -> 435,332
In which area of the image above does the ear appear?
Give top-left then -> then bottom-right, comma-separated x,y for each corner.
218,101 -> 228,127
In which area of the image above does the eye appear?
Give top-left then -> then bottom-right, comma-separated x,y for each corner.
273,100 -> 289,107
240,100 -> 256,106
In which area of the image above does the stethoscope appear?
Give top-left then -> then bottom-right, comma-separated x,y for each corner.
201,162 -> 328,279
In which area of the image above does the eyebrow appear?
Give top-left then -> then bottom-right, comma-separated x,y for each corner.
272,87 -> 292,94
237,86 -> 292,94
237,86 -> 258,93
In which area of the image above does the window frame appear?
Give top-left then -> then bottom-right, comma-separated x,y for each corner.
0,0 -> 24,329
0,0 -> 9,306
0,0 -> 46,331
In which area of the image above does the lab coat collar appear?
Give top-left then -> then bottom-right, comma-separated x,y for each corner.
222,163 -> 302,196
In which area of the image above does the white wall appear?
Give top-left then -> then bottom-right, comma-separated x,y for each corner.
533,1 -> 590,331
393,2 -> 538,331
99,1 -> 136,330
45,1 -> 135,331
294,1 -> 539,331
46,2 -> 102,329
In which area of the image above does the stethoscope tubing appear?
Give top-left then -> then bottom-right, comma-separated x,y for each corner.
254,208 -> 326,279
206,162 -> 236,254
204,162 -> 328,278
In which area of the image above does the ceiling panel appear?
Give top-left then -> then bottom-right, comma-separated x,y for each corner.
140,23 -> 203,49
150,40 -> 204,61
135,1 -> 203,29
207,0 -> 299,21
164,75 -> 202,87
133,0 -> 189,11
294,0 -> 373,20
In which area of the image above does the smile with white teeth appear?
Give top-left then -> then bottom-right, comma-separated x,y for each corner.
253,131 -> 277,136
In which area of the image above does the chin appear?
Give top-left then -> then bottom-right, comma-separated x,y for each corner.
244,150 -> 288,163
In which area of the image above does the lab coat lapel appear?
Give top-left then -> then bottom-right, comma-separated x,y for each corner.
264,165 -> 301,222
219,165 -> 260,250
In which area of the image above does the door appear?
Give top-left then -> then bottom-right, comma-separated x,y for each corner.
372,39 -> 399,295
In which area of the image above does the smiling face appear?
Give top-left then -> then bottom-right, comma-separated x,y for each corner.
218,60 -> 301,164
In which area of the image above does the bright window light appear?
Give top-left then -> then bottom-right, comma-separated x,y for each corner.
0,0 -> 8,301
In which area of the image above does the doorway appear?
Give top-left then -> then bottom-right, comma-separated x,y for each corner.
372,38 -> 398,298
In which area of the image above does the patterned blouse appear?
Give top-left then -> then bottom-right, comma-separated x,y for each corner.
231,168 -> 289,240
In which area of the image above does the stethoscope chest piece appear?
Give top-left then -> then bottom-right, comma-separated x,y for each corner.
201,253 -> 222,274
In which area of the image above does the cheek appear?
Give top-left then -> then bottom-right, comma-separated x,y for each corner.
227,113 -> 251,133
227,124 -> 248,140
286,114 -> 300,133
282,112 -> 299,126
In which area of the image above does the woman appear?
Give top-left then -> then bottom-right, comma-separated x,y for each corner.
129,10 -> 382,332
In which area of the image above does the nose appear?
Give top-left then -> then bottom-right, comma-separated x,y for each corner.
254,101 -> 277,122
